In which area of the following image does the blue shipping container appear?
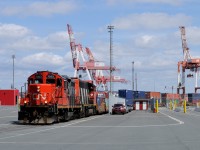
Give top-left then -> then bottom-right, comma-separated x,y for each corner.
118,89 -> 126,98
118,89 -> 133,99
133,91 -> 146,99
188,93 -> 200,102
188,93 -> 200,99
126,99 -> 133,106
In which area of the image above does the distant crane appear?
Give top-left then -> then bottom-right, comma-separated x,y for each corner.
177,26 -> 200,94
67,24 -> 127,91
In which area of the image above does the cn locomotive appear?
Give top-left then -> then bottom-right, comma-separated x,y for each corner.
18,71 -> 108,124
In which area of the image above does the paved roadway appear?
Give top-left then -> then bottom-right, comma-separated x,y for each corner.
0,106 -> 200,150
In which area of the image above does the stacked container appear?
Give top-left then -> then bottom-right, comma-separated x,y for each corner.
133,91 -> 146,99
188,93 -> 200,104
146,92 -> 161,104
118,89 -> 133,108
118,89 -> 133,99
146,92 -> 161,99
161,93 -> 181,106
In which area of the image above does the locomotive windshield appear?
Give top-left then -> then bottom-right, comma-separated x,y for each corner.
46,74 -> 55,84
28,73 -> 43,84
34,74 -> 43,83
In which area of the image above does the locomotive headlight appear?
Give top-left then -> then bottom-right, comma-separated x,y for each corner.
90,93 -> 93,96
37,86 -> 40,92
45,100 -> 48,104
24,100 -> 27,104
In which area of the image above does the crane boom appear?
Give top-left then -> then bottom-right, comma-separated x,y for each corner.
67,24 -> 77,68
85,47 -> 95,62
67,24 -> 127,91
179,26 -> 192,61
178,26 -> 200,94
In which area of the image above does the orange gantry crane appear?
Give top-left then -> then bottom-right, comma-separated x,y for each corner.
67,24 -> 127,90
177,26 -> 200,94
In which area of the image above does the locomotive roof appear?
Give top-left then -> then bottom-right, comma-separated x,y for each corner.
28,71 -> 94,84
36,71 -> 58,74
29,71 -> 71,80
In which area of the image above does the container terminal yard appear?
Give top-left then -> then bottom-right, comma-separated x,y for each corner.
0,23 -> 200,150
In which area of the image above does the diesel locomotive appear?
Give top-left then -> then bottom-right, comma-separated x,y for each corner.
18,71 -> 108,124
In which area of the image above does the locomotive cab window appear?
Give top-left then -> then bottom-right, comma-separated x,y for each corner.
35,79 -> 43,84
57,78 -> 62,87
46,74 -> 55,84
28,78 -> 34,84
35,74 -> 43,83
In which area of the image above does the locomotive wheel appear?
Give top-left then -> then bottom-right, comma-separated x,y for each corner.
23,117 -> 27,124
43,112 -> 48,124
43,116 -> 47,124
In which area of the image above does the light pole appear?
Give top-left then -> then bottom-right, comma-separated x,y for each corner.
108,25 -> 114,94
135,72 -> 137,91
172,86 -> 174,110
132,61 -> 134,91
20,85 -> 24,98
12,55 -> 15,89
172,85 -> 174,101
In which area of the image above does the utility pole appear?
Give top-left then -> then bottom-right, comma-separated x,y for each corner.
12,55 -> 15,89
172,85 -> 174,101
108,25 -> 114,94
135,72 -> 137,91
132,61 -> 134,91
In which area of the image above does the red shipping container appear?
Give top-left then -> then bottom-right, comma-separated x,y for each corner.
0,89 -> 19,105
162,93 -> 180,100
146,92 -> 161,99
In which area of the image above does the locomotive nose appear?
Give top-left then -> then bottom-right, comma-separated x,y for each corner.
29,84 -> 55,105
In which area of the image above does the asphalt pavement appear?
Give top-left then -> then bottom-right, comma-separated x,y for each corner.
0,106 -> 200,150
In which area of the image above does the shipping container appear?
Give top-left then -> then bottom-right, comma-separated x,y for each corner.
150,98 -> 161,104
0,89 -> 19,105
146,92 -> 161,99
118,89 -> 133,99
188,93 -> 200,103
161,93 -> 182,105
161,93 -> 180,100
126,99 -> 133,106
133,91 -> 146,99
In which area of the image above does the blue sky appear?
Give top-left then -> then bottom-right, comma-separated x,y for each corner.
0,0 -> 200,93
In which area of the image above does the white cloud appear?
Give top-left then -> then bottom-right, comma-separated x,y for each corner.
134,35 -> 156,48
21,52 -> 66,67
107,0 -> 183,6
184,26 -> 200,45
0,1 -> 77,17
112,13 -> 191,30
0,23 -> 30,38
8,31 -> 68,51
